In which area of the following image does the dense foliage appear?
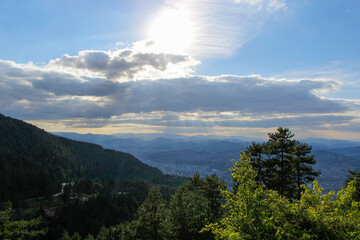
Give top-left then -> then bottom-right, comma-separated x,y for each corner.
205,153 -> 360,239
84,174 -> 226,240
46,179 -> 156,239
345,169 -> 360,201
0,202 -> 47,239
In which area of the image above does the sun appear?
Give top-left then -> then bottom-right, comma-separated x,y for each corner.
148,8 -> 194,54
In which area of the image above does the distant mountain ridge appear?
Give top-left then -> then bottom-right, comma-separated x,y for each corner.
330,146 -> 360,159
0,114 -> 183,202
53,131 -> 360,192
304,138 -> 360,150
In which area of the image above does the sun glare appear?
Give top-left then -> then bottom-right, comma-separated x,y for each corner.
148,9 -> 194,54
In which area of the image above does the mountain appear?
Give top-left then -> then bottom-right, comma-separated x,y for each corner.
54,132 -> 249,153
53,132 -> 118,145
0,114 -> 184,202
53,132 -> 360,192
304,138 -> 360,150
312,149 -> 360,192
330,145 -> 360,159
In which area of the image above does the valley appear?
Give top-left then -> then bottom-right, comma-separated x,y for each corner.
55,132 -> 360,193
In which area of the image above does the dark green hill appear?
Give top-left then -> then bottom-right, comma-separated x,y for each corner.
0,113 -> 184,202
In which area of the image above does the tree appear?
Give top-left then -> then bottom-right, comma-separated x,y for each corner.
265,127 -> 296,198
345,169 -> 360,201
245,142 -> 267,185
204,152 -> 291,239
169,185 -> 211,240
292,141 -> 320,200
204,153 -> 360,239
169,173 -> 226,240
202,174 -> 227,222
245,127 -> 319,200
134,186 -> 172,240
0,201 -> 47,240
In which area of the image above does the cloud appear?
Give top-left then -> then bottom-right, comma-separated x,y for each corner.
0,55 -> 350,122
69,113 -> 354,129
1,42 -> 359,137
49,49 -> 197,81
112,76 -> 346,114
161,0 -> 286,57
274,62 -> 360,100
234,0 -> 286,11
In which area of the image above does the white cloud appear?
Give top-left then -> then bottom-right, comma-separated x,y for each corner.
48,49 -> 198,81
274,62 -> 360,100
234,0 -> 286,11
159,0 -> 286,57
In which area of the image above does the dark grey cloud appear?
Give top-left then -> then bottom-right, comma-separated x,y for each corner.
33,76 -> 122,96
113,76 -> 346,114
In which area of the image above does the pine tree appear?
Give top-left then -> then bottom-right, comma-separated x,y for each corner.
202,174 -> 227,222
169,173 -> 225,240
134,186 -> 171,240
265,127 -> 296,198
245,142 -> 267,185
292,141 -> 320,200
169,186 -> 211,240
243,128 -> 320,200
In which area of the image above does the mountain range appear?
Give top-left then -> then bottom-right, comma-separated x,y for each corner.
54,132 -> 360,193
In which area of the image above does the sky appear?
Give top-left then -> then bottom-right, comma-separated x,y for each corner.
1,0 -> 360,140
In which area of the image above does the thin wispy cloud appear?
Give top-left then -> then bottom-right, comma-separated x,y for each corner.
161,0 -> 286,57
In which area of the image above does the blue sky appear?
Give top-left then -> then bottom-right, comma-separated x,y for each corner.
1,0 -> 360,140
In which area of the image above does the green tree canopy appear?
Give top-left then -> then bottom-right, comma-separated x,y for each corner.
134,186 -> 172,240
245,127 -> 319,200
292,140 -> 320,199
204,153 -> 360,239
169,173 -> 226,240
0,202 -> 47,240
345,169 -> 360,201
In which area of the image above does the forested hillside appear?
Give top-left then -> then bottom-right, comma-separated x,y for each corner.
2,120 -> 360,239
0,113 -> 183,202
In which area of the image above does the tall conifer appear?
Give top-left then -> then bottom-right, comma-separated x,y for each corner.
292,141 -> 320,199
245,142 -> 267,185
134,186 -> 171,240
245,127 -> 320,200
265,127 -> 296,198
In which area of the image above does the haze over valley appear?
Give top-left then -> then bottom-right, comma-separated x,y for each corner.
54,131 -> 360,193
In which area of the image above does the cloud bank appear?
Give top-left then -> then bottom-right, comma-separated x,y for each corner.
1,45 -> 358,138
